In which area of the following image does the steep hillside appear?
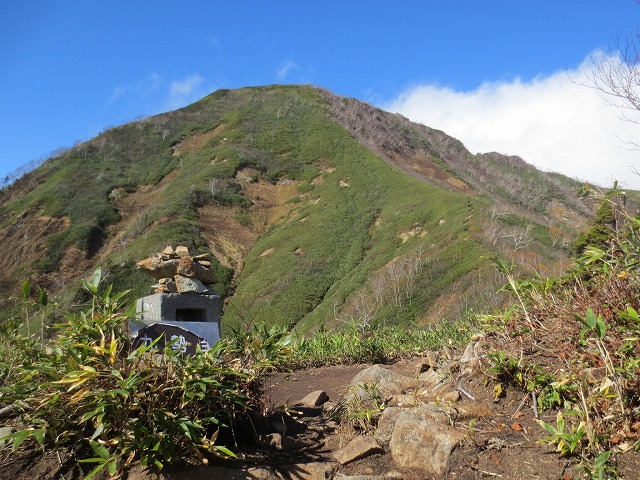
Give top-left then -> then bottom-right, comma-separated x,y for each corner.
0,85 -> 593,331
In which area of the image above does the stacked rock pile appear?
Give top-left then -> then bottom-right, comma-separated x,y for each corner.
136,245 -> 218,295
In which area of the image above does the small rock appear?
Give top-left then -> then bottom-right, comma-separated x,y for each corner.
441,390 -> 461,403
151,284 -> 168,294
389,394 -> 421,407
323,401 -> 336,413
258,432 -> 307,451
417,368 -> 448,394
333,435 -> 383,465
459,340 -> 485,364
164,278 -> 177,293
136,257 -> 179,279
162,246 -> 175,256
442,401 -> 495,420
350,365 -> 421,397
175,245 -> 190,257
0,426 -> 12,447
177,256 -> 197,277
280,462 -> 338,480
426,350 -> 439,369
176,256 -> 218,284
296,390 -> 329,408
579,367 -> 605,384
414,359 -> 430,376
266,411 -> 306,435
174,275 -> 213,294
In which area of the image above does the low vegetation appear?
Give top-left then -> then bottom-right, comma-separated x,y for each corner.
0,270 -> 292,478
482,185 -> 640,478
1,184 -> 638,478
0,268 -> 477,478
2,85 -> 633,477
0,85 -> 589,333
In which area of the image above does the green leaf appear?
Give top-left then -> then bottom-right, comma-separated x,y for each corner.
536,420 -> 558,434
82,461 -> 109,480
212,445 -> 237,458
594,450 -> 611,468
556,412 -> 565,432
83,268 -> 102,294
585,309 -> 597,329
21,278 -> 31,301
625,306 -> 639,322
595,315 -> 606,340
31,428 -> 46,449
107,459 -> 117,475
90,425 -> 104,441
7,429 -> 34,450
37,286 -> 48,306
89,440 -> 110,459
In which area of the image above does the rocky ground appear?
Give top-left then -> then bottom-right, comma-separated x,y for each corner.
2,335 -> 639,480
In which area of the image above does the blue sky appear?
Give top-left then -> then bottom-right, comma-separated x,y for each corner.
2,1 -> 640,187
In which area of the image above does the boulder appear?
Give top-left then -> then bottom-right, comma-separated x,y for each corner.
350,365 -> 421,397
389,412 -> 464,476
375,405 -> 448,444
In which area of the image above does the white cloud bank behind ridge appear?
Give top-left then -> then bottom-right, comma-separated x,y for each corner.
384,54 -> 640,190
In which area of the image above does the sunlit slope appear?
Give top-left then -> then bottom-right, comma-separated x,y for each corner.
0,85 -> 590,329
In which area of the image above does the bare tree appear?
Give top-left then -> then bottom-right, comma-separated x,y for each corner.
584,13 -> 640,149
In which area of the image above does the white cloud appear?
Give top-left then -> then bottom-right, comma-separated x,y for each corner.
383,54 -> 640,190
108,73 -> 163,103
165,74 -> 206,110
277,61 -> 299,81
108,73 -> 210,112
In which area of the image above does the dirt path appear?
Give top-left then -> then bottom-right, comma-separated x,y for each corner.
265,359 -> 417,408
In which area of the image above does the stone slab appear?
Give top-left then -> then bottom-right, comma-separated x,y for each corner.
136,293 -> 221,324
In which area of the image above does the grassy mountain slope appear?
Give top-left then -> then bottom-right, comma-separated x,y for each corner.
0,85 -> 593,331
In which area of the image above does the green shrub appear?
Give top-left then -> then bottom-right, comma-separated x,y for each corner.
0,270 -> 277,478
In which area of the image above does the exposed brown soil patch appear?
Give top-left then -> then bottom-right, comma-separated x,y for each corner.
0,208 -> 69,278
259,247 -> 275,257
198,205 -> 257,270
384,150 -> 475,196
0,213 -> 68,271
101,171 -> 179,258
242,176 -> 301,229
197,173 -> 301,275
172,124 -> 225,156
34,245 -> 94,292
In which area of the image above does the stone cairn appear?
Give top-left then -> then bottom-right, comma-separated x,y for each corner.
136,245 -> 218,295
